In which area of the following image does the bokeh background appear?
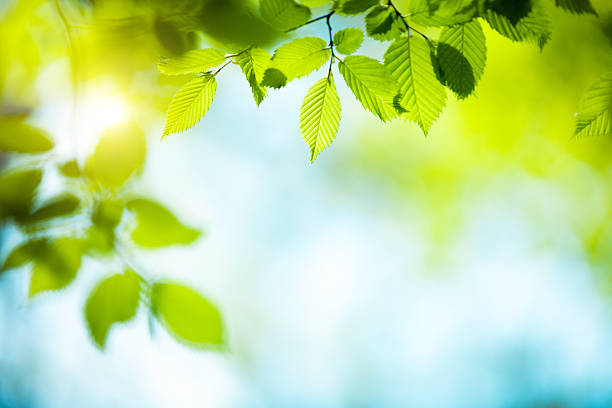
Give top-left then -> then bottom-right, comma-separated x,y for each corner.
2,0 -> 612,407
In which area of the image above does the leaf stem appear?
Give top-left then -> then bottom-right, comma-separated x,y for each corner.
387,0 -> 430,41
326,11 -> 336,77
212,59 -> 233,76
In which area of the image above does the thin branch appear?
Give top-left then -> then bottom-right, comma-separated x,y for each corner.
286,11 -> 335,33
387,0 -> 430,41
326,12 -> 336,77
212,59 -> 233,76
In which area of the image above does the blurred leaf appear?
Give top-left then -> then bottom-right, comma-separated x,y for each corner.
384,36 -> 447,134
158,49 -> 226,76
163,74 -> 217,137
23,194 -> 80,224
0,119 -> 53,154
86,199 -> 125,255
339,55 -> 398,122
84,122 -> 146,189
437,20 -> 487,99
554,0 -> 597,15
574,72 -> 612,138
236,48 -> 271,106
92,199 -> 124,229
263,37 -> 330,87
260,0 -> 311,31
154,15 -> 198,56
126,198 -> 200,248
151,282 -> 224,347
58,160 -> 81,178
1,239 -> 46,272
333,28 -> 364,55
333,0 -> 379,15
28,238 -> 83,297
300,74 -> 341,162
85,270 -> 141,348
0,168 -> 42,220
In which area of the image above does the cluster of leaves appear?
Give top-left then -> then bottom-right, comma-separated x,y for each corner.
0,117 -> 224,350
158,0 -> 598,162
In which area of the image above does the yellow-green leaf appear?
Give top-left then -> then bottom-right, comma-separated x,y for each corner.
158,49 -> 226,75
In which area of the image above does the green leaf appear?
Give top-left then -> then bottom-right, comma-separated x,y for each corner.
151,283 -> 224,347
236,48 -> 271,106
262,37 -> 330,87
2,239 -> 46,272
85,270 -> 141,348
84,122 -> 146,189
574,72 -> 612,138
29,237 -> 83,297
333,0 -> 379,15
437,20 -> 487,99
300,74 -> 342,162
339,55 -> 399,122
163,74 -> 217,138
158,49 -> 226,75
0,119 -> 54,153
334,28 -> 364,55
0,168 -> 42,220
408,0 -> 478,27
126,198 -> 201,248
260,0 -> 311,31
554,0 -> 597,15
58,160 -> 80,178
483,2 -> 551,49
384,36 -> 447,134
365,5 -> 401,41
24,194 -> 80,224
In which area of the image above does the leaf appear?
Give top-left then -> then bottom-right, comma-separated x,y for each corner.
384,36 -> 447,134
365,5 -> 401,41
2,239 -> 46,272
574,72 -> 612,138
483,2 -> 551,49
151,283 -> 224,347
158,49 -> 226,75
262,37 -> 330,87
408,0 -> 478,27
85,270 -> 141,348
554,0 -> 597,15
333,0 -> 379,15
339,55 -> 399,122
333,28 -> 364,55
300,74 -> 342,162
58,160 -> 80,178
260,0 -> 311,31
236,48 -> 271,106
163,74 -> 217,138
126,198 -> 200,248
85,199 -> 125,256
0,119 -> 54,153
437,20 -> 487,99
0,168 -> 42,220
28,238 -> 83,297
24,194 -> 80,224
84,122 -> 146,189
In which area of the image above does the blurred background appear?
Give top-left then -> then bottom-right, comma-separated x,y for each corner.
2,0 -> 612,407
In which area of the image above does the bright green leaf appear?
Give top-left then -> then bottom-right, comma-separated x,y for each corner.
263,37 -> 330,87
365,5 -> 401,41
333,28 -> 364,55
574,72 -> 612,138
333,0 -> 379,15
163,74 -> 217,138
29,238 -> 83,297
236,48 -> 271,106
300,74 -> 341,162
151,282 -> 224,347
260,0 -> 311,31
58,160 -> 80,178
339,55 -> 398,122
384,36 -> 447,134
158,49 -> 226,76
85,270 -> 141,348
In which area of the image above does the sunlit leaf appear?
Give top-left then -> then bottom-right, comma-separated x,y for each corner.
126,198 -> 200,248
158,49 -> 226,76
574,72 -> 612,138
236,48 -> 271,106
85,122 -> 146,189
339,55 -> 398,122
163,74 -> 217,137
28,238 -> 84,297
333,28 -> 364,55
483,2 -> 551,49
554,0 -> 597,15
262,37 -> 330,87
260,0 -> 311,31
333,0 -> 379,15
384,36 -> 447,134
58,160 -> 81,178
365,5 -> 401,41
300,74 -> 341,162
151,282 -> 224,347
85,270 -> 141,348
